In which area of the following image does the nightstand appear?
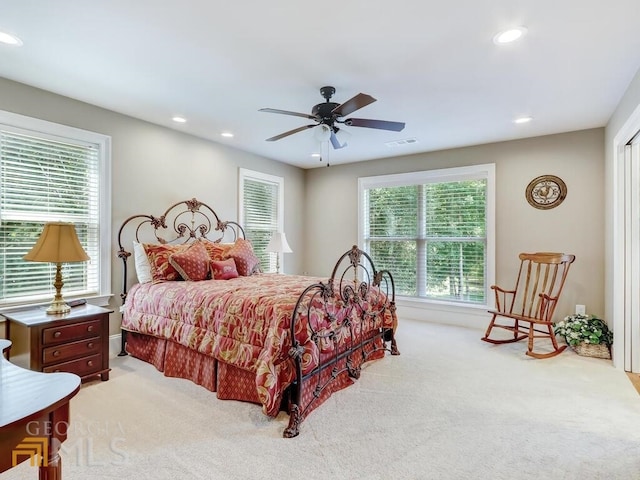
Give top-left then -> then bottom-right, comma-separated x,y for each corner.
1,304 -> 113,381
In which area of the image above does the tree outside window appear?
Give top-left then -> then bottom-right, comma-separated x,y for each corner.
360,165 -> 494,305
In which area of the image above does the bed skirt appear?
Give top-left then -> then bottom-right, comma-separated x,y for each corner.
125,331 -> 167,372
124,330 -> 386,417
125,332 -> 218,393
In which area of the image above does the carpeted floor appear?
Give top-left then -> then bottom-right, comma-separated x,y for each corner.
5,319 -> 640,480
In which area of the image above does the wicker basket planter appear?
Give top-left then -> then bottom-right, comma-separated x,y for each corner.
555,314 -> 613,360
572,342 -> 611,359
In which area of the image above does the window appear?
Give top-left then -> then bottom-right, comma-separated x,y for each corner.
238,168 -> 284,273
0,110 -> 111,307
359,164 -> 495,306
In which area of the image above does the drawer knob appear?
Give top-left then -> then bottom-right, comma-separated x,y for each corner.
87,360 -> 94,366
53,331 -> 62,338
87,325 -> 94,332
87,342 -> 94,349
53,350 -> 61,357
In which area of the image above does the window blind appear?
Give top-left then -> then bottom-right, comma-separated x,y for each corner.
423,181 -> 486,303
0,128 -> 101,305
240,171 -> 282,272
365,185 -> 419,296
361,170 -> 489,305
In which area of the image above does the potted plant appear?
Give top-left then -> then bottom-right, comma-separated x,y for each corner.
554,314 -> 613,359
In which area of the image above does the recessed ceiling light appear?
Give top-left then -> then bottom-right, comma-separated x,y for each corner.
493,27 -> 528,45
514,116 -> 533,124
0,31 -> 23,46
172,116 -> 187,123
221,132 -> 234,138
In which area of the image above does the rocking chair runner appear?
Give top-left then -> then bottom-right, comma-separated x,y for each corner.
481,252 -> 576,358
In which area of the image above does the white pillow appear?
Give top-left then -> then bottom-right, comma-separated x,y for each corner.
133,241 -> 152,283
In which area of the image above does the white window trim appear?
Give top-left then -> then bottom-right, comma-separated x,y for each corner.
358,163 -> 496,319
238,168 -> 285,272
0,110 -> 112,307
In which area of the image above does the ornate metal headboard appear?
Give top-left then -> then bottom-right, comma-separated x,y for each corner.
116,198 -> 244,303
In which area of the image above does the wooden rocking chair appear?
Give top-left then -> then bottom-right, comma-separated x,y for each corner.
481,252 -> 576,358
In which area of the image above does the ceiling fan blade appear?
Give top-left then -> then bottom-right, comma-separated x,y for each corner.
331,93 -> 376,117
259,108 -> 316,120
265,124 -> 316,142
330,131 -> 347,149
345,118 -> 405,132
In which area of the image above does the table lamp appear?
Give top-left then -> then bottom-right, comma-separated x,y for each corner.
23,222 -> 90,314
265,232 -> 292,274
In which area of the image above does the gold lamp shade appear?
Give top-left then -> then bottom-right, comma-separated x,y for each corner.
24,222 -> 90,314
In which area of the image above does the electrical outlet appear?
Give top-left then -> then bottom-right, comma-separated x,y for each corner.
575,304 -> 586,315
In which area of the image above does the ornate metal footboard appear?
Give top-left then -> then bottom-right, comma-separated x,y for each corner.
284,246 -> 400,438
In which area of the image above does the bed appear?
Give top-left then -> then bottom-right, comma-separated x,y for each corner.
117,198 -> 399,437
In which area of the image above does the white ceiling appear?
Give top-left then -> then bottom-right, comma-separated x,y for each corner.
1,1 -> 640,168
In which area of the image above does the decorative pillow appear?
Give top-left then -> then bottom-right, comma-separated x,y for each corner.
211,258 -> 239,280
143,243 -> 188,282
133,241 -> 152,283
224,239 -> 260,276
200,239 -> 234,261
168,242 -> 211,281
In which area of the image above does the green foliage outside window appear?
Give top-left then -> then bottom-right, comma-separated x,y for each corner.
365,179 -> 487,304
1,127 -> 98,303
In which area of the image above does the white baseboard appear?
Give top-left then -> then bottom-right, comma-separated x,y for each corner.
396,299 -> 488,331
109,333 -> 123,356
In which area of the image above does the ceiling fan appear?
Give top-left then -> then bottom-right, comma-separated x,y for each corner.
259,86 -> 405,149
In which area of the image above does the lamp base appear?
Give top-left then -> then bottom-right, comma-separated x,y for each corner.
46,298 -> 70,315
47,262 -> 70,315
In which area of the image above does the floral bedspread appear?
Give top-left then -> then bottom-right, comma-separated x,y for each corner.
122,273 -> 394,416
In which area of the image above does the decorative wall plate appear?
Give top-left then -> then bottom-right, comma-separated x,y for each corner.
525,175 -> 567,210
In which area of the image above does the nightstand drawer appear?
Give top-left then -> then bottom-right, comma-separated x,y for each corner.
42,353 -> 102,376
2,304 -> 112,382
42,319 -> 102,345
42,336 -> 101,364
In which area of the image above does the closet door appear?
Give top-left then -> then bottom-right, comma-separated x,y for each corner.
623,135 -> 640,372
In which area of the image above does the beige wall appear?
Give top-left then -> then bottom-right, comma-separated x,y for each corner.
304,129 -> 606,326
0,77 -> 307,335
0,76 -> 610,336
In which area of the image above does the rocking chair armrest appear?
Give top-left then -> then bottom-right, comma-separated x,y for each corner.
538,292 -> 560,320
539,292 -> 560,303
491,285 -> 517,313
490,285 -> 516,294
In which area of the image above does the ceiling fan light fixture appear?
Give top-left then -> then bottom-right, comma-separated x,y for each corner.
314,124 -> 332,143
261,86 -> 405,147
334,128 -> 351,147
